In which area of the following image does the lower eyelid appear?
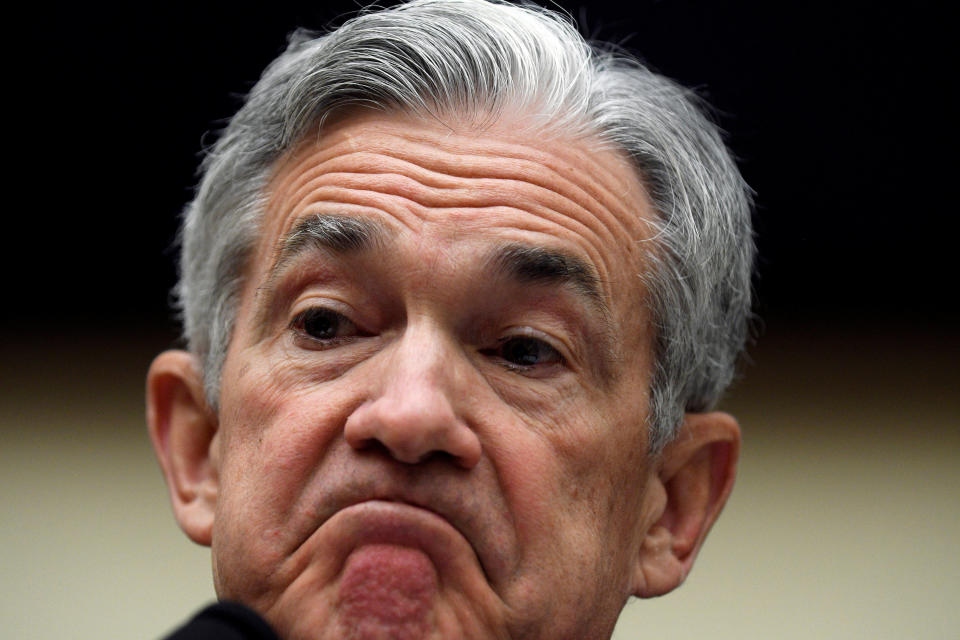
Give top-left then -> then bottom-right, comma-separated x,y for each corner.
290,330 -> 362,352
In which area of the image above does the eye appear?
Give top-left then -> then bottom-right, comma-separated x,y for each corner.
291,307 -> 361,344
487,335 -> 564,369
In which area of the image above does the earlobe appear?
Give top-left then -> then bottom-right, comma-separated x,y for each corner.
633,411 -> 740,598
146,350 -> 219,546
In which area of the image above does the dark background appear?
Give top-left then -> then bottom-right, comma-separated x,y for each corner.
8,0 -> 954,338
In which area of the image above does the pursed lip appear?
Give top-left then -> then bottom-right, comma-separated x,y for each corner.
321,500 -> 486,579
305,463 -> 513,584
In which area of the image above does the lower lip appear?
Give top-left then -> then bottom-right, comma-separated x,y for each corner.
322,500 -> 479,576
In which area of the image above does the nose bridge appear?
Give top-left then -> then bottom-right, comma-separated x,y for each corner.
386,319 -> 458,398
344,318 -> 481,468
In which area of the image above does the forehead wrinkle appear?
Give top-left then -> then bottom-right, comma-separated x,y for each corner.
272,151 -> 614,266
382,123 -> 652,242
276,119 -> 648,251
360,137 -> 641,245
280,171 -> 630,295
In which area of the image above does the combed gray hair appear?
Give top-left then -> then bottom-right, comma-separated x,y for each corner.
177,0 -> 753,452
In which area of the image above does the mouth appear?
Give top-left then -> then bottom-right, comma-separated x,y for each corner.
285,449 -> 515,588
320,500 -> 492,582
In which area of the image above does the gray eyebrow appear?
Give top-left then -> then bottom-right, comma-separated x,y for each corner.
489,244 -> 606,311
268,214 -> 386,282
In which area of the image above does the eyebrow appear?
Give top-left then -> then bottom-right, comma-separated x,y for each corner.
489,244 -> 607,313
271,213 -> 385,278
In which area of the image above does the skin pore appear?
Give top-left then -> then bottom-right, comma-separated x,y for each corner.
147,110 -> 740,639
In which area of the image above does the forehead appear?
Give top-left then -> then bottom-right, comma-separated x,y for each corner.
251,111 -> 656,312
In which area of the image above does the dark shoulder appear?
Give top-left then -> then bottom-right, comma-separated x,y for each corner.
163,602 -> 279,640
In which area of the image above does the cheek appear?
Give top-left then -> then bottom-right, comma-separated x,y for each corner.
543,389 -> 646,489
481,404 -> 647,630
482,400 -> 601,544
218,346 -> 361,467
212,359 -> 364,595
567,397 -> 651,537
218,373 -> 362,514
496,388 -> 651,550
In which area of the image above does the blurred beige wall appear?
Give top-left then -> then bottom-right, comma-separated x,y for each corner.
2,325 -> 957,639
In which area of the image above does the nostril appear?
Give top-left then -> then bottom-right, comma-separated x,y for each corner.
416,449 -> 459,466
346,435 -> 379,453
347,437 -> 421,463
349,438 -> 463,467
343,389 -> 481,468
346,429 -> 429,465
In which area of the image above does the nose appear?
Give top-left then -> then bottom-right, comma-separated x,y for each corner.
344,326 -> 482,469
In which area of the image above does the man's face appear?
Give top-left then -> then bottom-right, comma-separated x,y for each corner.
206,112 -> 665,639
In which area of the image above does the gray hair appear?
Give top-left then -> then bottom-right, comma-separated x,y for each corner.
177,0 -> 754,452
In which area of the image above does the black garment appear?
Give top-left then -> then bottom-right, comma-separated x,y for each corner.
164,602 -> 280,640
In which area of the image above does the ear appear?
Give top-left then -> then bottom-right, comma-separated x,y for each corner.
633,411 -> 740,598
146,350 -> 219,546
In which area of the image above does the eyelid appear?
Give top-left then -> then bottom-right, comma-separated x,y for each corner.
499,325 -> 571,360
289,294 -> 358,323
